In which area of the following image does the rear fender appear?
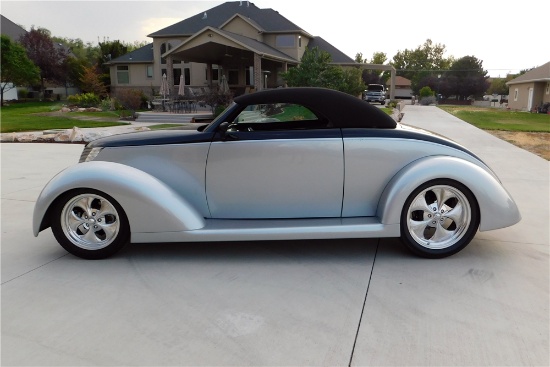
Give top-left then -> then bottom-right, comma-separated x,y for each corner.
377,156 -> 521,231
33,161 -> 205,236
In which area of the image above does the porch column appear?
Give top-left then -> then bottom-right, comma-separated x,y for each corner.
282,62 -> 288,87
254,53 -> 262,91
389,68 -> 396,100
167,56 -> 174,97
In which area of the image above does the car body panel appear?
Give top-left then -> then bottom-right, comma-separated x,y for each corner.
33,161 -> 205,236
377,156 -> 521,231
131,218 -> 400,243
94,143 -> 212,217
206,130 -> 343,218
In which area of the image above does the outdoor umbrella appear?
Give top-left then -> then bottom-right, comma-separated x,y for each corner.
159,73 -> 170,111
219,74 -> 229,94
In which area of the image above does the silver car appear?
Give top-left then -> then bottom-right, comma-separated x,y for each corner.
33,87 -> 521,259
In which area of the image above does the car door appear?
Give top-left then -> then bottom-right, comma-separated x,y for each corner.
205,103 -> 344,219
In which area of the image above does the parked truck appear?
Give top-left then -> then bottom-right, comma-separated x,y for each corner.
363,84 -> 386,105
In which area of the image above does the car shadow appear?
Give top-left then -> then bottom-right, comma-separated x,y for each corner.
112,238 -> 386,264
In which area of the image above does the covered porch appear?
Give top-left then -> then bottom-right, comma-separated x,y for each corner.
162,27 -> 298,98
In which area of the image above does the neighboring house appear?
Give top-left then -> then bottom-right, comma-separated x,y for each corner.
1,14 -> 27,100
506,61 -> 550,111
0,14 -> 78,99
106,1 -> 360,98
386,76 -> 412,99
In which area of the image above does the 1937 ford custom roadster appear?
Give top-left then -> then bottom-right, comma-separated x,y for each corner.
33,88 -> 521,259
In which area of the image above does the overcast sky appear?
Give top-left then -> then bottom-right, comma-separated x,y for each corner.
2,0 -> 547,77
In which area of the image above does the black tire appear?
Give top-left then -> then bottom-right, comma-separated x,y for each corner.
400,179 -> 480,258
51,189 -> 130,259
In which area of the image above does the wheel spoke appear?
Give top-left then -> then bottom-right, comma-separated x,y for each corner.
82,227 -> 102,243
430,224 -> 454,243
444,202 -> 464,223
100,222 -> 117,239
409,218 -> 430,240
410,194 -> 431,213
432,188 -> 454,211
67,211 -> 85,232
97,200 -> 117,219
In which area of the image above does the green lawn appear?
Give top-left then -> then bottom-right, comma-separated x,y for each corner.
1,102 -> 129,133
438,105 -> 550,132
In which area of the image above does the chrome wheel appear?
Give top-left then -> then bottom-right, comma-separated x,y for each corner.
60,193 -> 121,250
401,180 -> 479,258
406,185 -> 471,249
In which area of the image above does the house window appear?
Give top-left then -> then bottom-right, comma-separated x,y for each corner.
514,88 -> 518,101
276,35 -> 295,47
160,42 -> 172,64
117,65 -> 129,84
206,66 -> 219,81
146,65 -> 153,78
546,83 -> 549,95
298,36 -> 302,47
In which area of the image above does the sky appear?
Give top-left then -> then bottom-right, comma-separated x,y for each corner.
1,0 -> 547,77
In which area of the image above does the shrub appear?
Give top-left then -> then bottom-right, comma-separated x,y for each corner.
419,86 -> 434,99
419,96 -> 437,105
67,92 -> 100,108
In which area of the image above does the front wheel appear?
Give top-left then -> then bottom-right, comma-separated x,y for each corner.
51,189 -> 130,259
400,179 -> 479,258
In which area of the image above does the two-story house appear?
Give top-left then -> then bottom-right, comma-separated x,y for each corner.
106,1 -> 358,98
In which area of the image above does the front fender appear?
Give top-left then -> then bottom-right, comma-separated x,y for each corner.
377,156 -> 521,231
33,161 -> 205,236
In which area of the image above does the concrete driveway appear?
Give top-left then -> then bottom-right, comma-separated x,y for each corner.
1,105 -> 548,366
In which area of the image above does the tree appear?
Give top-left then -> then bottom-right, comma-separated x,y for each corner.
19,27 -> 68,97
391,39 -> 453,94
96,40 -> 129,89
0,35 -> 40,104
442,56 -> 489,100
359,52 -> 388,86
79,65 -> 108,97
282,47 -> 363,96
487,77 -> 510,96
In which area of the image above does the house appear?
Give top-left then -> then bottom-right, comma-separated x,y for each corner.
385,76 -> 412,99
506,61 -> 550,111
106,1 -> 361,99
1,14 -> 27,100
0,14 -> 78,99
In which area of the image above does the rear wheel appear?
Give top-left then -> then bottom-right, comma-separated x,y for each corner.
400,179 -> 479,258
51,189 -> 130,259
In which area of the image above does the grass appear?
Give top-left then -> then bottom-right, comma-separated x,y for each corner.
0,101 -> 129,133
147,124 -> 183,130
438,105 -> 550,132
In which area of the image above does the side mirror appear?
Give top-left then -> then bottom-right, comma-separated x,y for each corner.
218,121 -> 230,133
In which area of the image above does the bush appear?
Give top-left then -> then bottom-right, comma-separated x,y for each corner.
419,86 -> 434,99
116,89 -> 146,114
419,96 -> 437,105
67,92 -> 100,108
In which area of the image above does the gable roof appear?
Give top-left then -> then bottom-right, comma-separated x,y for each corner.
306,37 -> 355,64
1,14 -> 26,41
106,43 -> 154,64
148,1 -> 307,37
506,61 -> 550,85
386,76 -> 411,87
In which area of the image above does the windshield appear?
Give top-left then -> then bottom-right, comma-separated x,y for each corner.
367,85 -> 384,92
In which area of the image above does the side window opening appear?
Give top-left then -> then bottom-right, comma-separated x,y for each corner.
230,103 -> 329,131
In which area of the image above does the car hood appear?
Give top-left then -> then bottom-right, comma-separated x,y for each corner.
87,127 -> 214,148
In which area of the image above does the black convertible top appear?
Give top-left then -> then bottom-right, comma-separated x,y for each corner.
234,87 -> 396,129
